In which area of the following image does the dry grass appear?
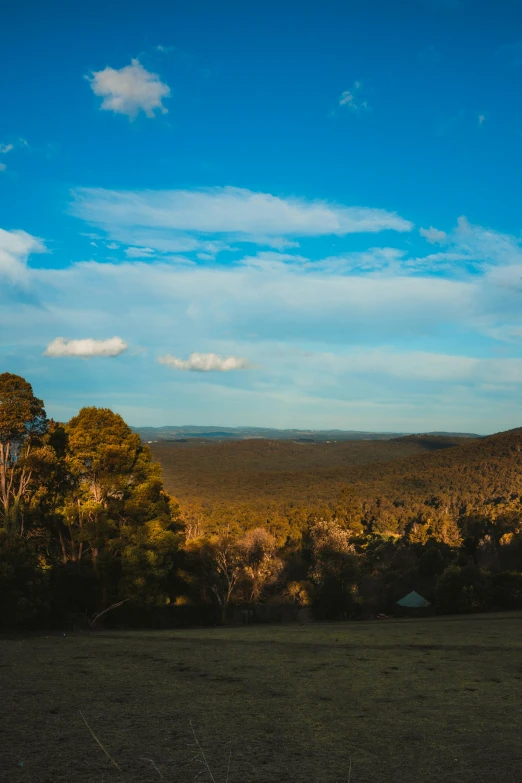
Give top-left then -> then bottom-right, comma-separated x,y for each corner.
1,613 -> 522,782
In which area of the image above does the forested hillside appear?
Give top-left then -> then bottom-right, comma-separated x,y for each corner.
151,431 -> 522,542
151,433 -> 470,506
1,372 -> 521,630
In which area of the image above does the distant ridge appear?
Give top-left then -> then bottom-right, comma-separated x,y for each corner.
133,425 -> 481,442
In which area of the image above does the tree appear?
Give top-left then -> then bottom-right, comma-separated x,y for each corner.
24,421 -> 69,542
0,529 -> 50,628
186,533 -> 244,624
62,407 -> 180,609
309,518 -> 361,619
238,527 -> 282,604
0,373 -> 47,534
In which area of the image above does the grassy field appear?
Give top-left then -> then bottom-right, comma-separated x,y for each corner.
1,613 -> 522,783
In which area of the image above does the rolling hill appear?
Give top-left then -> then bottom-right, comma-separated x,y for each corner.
149,428 -> 522,540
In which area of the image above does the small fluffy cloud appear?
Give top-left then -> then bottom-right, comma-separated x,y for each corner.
44,337 -> 128,358
0,228 -> 46,281
0,144 -> 12,172
0,139 -> 30,171
7,211 -> 522,432
339,81 -> 368,113
86,59 -> 171,119
158,352 -> 252,372
420,226 -> 448,244
72,186 -> 412,238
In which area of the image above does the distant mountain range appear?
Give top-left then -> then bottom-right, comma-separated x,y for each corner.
132,425 -> 481,442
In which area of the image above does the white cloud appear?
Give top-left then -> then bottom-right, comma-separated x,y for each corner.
404,250 -> 470,272
247,236 -> 300,250
255,346 -> 522,385
451,216 -> 522,267
485,325 -> 522,342
239,251 -> 308,270
72,186 -> 413,238
417,218 -> 522,276
478,114 -> 485,125
420,226 -> 447,244
29,257 -> 473,350
238,246 -> 470,277
158,352 -> 252,371
113,232 -> 210,254
6,213 -> 522,433
44,336 -> 128,358
339,81 -> 368,113
0,139 -> 29,170
86,59 -> 171,119
0,228 -> 46,281
312,247 -> 405,274
125,246 -> 156,258
322,350 -> 507,382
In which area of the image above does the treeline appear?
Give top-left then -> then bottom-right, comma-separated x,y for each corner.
1,372 -> 522,631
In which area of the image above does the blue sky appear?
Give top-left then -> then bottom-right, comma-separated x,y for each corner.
2,0 -> 522,433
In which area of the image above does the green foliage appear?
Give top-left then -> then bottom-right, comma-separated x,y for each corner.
0,529 -> 49,628
62,407 -> 181,608
185,533 -> 244,623
154,430 -> 522,550
1,375 -> 522,629
491,571 -> 522,609
309,519 -> 361,619
0,381 -> 183,628
434,565 -> 463,614
0,372 -> 47,444
0,372 -> 47,533
418,544 -> 446,578
434,563 -> 493,614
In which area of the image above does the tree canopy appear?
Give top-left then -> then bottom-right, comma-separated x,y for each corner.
1,375 -> 521,629
0,372 -> 47,533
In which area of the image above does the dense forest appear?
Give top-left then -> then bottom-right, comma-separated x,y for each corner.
1,371 -> 522,630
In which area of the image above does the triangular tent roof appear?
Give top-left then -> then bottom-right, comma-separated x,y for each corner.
396,590 -> 430,608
